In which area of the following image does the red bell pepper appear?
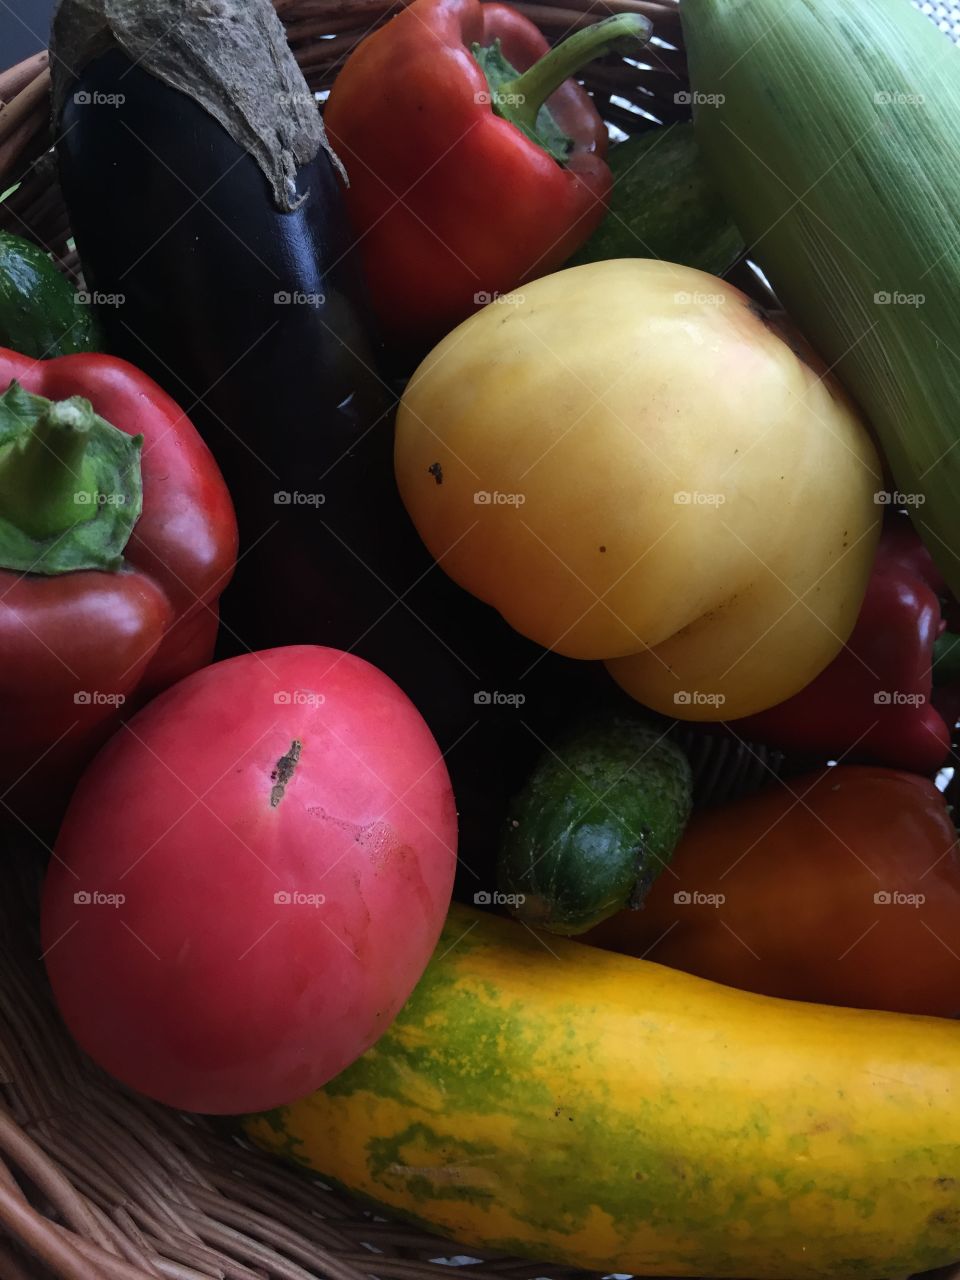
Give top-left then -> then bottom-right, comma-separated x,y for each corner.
0,349 -> 237,828
735,519 -> 958,774
324,0 -> 650,348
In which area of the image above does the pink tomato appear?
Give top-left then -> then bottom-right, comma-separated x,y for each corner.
42,646 -> 457,1113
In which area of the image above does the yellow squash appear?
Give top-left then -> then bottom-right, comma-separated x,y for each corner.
245,905 -> 960,1279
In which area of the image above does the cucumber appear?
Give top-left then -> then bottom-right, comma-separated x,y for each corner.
569,122 -> 744,275
0,232 -> 100,359
497,714 -> 692,934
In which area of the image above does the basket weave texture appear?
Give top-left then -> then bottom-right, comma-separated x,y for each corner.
0,1 -> 958,1278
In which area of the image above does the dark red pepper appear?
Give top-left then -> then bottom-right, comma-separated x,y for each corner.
324,0 -> 650,349
735,519 -> 958,775
0,350 -> 237,827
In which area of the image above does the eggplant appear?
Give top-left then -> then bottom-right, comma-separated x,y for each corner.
53,34 -> 403,653
49,0 -> 613,886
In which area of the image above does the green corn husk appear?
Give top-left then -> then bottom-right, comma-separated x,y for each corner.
681,0 -> 960,593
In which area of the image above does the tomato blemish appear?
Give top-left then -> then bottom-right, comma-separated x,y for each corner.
270,739 -> 302,807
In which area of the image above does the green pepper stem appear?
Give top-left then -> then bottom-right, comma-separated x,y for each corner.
498,13 -> 652,134
933,631 -> 960,687
0,395 -> 99,541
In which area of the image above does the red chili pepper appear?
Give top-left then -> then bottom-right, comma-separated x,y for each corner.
324,0 -> 650,348
0,350 -> 237,827
735,519 -> 957,774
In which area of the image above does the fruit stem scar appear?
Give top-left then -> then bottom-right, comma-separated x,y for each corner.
270,739 -> 302,807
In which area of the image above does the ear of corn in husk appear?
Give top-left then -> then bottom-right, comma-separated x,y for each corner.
681,0 -> 960,593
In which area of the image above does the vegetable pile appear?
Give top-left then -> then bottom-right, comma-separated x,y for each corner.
2,0 -> 960,1276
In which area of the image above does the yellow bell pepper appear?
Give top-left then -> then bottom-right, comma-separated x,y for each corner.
395,260 -> 882,719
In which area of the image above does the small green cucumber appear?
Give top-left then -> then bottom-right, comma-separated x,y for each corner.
498,714 -> 692,934
0,231 -> 100,359
570,122 -> 744,275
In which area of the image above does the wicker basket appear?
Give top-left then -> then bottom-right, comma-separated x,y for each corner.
0,1 -> 957,1277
